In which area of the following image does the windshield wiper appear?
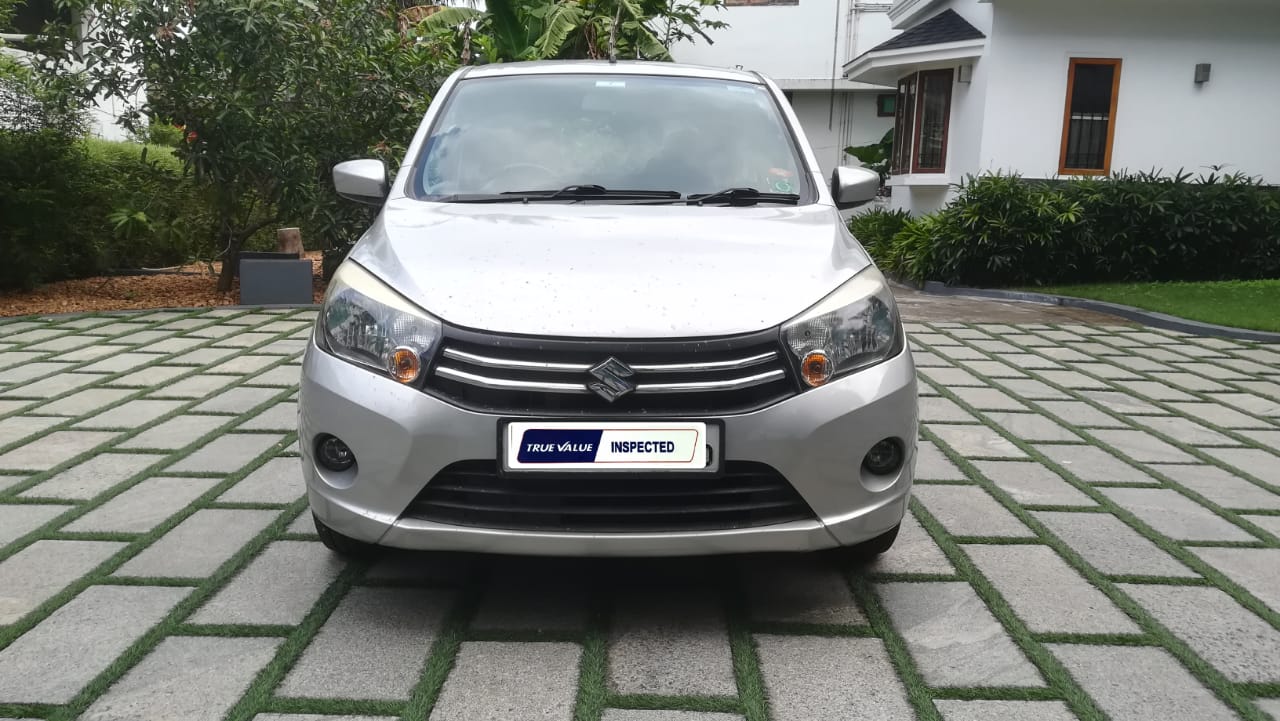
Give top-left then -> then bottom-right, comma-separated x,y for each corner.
432,185 -> 681,203
503,185 -> 683,200
686,187 -> 801,206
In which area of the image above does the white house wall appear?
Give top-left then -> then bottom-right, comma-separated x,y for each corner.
788,89 -> 889,179
885,0 -> 992,215
980,0 -> 1280,182
676,1 -> 889,84
674,1 -> 897,181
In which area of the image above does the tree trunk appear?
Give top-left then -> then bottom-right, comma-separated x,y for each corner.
216,232 -> 242,293
276,227 -> 304,256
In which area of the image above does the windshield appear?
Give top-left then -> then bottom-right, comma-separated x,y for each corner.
411,73 -> 808,202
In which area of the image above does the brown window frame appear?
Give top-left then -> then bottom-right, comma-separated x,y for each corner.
876,93 -> 896,117
1058,58 -> 1123,176
890,74 -> 917,175
910,68 -> 954,175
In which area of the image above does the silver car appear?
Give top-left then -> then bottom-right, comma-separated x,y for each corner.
299,61 -> 918,559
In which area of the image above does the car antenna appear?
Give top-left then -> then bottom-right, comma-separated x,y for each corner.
608,3 -> 622,63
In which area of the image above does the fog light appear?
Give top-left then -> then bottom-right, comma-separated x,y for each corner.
863,438 -> 904,475
800,350 -> 833,387
316,434 -> 356,472
388,346 -> 422,384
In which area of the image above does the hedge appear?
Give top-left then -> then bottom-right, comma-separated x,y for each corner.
0,132 -> 216,290
851,172 -> 1280,288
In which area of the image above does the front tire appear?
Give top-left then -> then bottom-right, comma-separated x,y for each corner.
313,513 -> 379,558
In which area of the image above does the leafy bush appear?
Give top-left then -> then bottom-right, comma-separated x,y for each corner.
84,139 -> 217,270
848,207 -> 909,260
0,130 -> 99,289
0,135 -> 216,289
882,171 -> 1280,287
0,56 -> 87,136
138,121 -> 185,147
844,129 -> 894,184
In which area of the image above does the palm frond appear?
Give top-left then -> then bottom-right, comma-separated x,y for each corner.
626,18 -> 670,60
486,0 -> 533,59
533,1 -> 586,58
414,6 -> 483,33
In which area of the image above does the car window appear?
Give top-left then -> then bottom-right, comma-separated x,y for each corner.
413,73 -> 808,200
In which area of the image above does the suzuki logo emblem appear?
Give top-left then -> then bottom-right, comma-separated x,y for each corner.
588,357 -> 636,402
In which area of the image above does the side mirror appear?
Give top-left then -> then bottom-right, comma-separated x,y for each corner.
831,165 -> 881,210
333,159 -> 389,205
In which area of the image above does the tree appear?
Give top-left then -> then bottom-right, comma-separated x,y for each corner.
46,0 -> 453,290
845,128 -> 894,184
419,0 -> 727,64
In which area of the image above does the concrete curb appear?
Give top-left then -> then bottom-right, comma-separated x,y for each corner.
921,281 -> 1280,343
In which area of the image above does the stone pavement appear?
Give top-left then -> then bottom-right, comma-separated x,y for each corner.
0,306 -> 1277,721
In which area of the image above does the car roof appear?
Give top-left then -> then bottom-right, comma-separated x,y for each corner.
459,60 -> 765,85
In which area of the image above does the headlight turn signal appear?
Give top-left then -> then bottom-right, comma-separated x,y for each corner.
800,350 -> 833,387
388,346 -> 422,384
782,267 -> 902,386
318,261 -> 441,383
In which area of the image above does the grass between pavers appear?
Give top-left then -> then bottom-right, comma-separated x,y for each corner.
223,560 -> 376,721
1023,280 -> 1280,333
911,327 -> 1278,721
901,497 -> 1106,720
571,592 -> 610,721
0,309 -> 314,716
2,311 -> 1278,720
399,579 -> 483,721
45,498 -> 306,721
846,571 -> 946,721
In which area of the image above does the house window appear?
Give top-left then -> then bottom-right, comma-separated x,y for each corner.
891,76 -> 917,174
1060,58 -> 1122,175
876,93 -> 896,118
891,69 -> 953,175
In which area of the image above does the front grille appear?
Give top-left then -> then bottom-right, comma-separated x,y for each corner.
424,328 -> 798,415
404,461 -> 815,533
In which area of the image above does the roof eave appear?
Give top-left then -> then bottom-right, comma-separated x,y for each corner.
887,0 -> 944,28
843,38 -> 986,86
773,78 -> 896,92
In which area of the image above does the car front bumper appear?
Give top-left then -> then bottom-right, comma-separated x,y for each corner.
298,338 -> 918,557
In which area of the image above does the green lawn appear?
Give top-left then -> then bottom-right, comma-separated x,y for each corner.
1025,279 -> 1280,332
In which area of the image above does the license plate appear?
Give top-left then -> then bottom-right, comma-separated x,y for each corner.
503,421 -> 717,472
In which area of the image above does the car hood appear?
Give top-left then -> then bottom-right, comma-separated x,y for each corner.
349,198 -> 872,338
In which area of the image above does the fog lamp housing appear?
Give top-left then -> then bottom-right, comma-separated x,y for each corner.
863,438 -> 904,476
316,434 -> 356,472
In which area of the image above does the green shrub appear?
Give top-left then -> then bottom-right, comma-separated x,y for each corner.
848,207 -> 910,262
894,171 -> 1280,287
0,134 -> 217,289
141,121 -> 185,147
83,138 -> 217,270
0,130 -> 102,289
884,214 -> 943,282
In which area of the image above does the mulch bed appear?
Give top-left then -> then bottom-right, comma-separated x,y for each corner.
0,253 -> 327,317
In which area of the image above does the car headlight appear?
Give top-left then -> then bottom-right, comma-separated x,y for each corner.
318,262 -> 441,384
781,268 -> 902,387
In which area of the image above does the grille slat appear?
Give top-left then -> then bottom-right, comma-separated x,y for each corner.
405,461 -> 815,533
424,329 -> 797,415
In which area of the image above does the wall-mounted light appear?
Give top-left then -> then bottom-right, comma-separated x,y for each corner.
1195,63 -> 1212,84
958,63 -> 974,84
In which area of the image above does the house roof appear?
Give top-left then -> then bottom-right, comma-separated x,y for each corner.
843,7 -> 988,85
867,9 -> 986,54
